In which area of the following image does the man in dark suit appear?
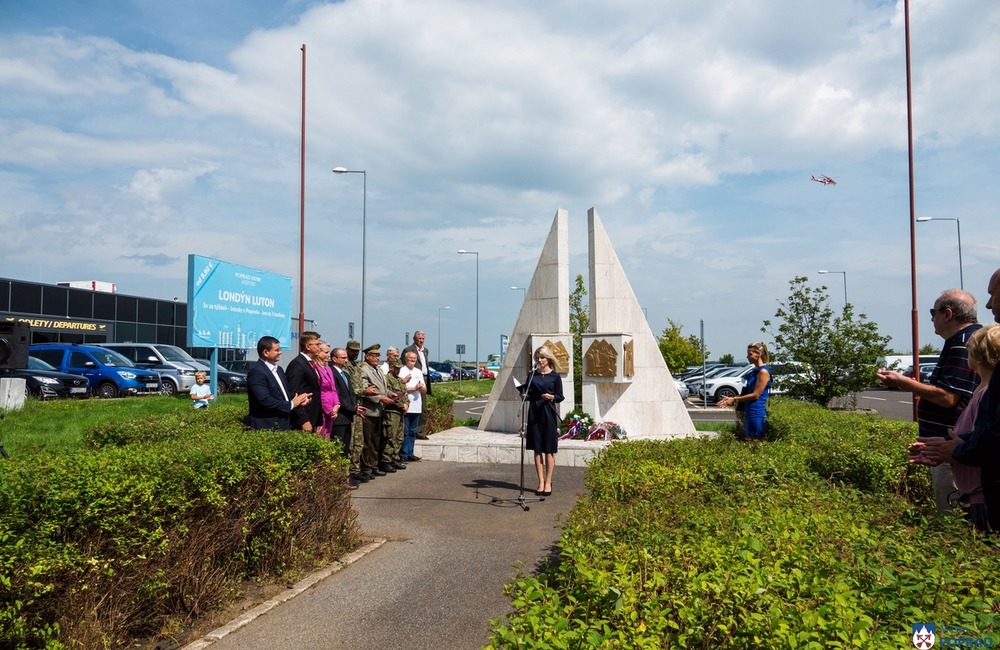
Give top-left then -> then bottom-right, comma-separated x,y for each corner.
330,346 -> 364,466
284,330 -> 323,432
247,335 -> 312,430
403,329 -> 432,439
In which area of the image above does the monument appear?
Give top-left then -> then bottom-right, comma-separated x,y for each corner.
478,207 -> 695,440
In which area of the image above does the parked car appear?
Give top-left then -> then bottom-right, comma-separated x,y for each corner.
427,361 -> 453,381
428,369 -> 445,383
687,365 -> 751,397
212,367 -> 247,393
479,365 -> 496,380
696,362 -> 809,402
1,356 -> 91,399
456,365 -> 479,380
98,343 -> 200,396
220,359 -> 253,374
673,378 -> 690,400
30,343 -> 162,399
903,363 -> 936,384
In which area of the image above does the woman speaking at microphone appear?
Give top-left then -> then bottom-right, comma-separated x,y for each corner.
521,345 -> 564,496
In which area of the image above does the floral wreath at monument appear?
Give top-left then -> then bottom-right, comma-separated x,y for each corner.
558,409 -> 627,441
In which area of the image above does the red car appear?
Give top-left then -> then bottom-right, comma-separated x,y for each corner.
479,366 -> 496,380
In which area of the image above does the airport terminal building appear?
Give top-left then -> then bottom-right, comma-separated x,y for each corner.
1,277 -> 188,347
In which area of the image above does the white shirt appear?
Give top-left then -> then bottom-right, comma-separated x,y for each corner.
402,364 -> 424,414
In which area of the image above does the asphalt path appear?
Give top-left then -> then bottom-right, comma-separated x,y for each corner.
199,460 -> 586,650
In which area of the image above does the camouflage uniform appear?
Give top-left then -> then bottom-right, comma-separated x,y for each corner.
382,364 -> 408,465
345,346 -> 366,476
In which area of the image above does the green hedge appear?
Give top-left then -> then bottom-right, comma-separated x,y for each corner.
488,399 -> 999,649
0,402 -> 358,649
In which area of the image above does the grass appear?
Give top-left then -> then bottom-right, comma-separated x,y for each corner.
431,378 -> 496,398
0,393 -> 245,457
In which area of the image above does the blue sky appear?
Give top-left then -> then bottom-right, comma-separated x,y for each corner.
2,0 -> 999,362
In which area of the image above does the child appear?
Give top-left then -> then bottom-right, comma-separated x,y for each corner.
190,371 -> 215,409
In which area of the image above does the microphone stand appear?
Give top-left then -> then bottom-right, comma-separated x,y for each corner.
489,362 -> 545,510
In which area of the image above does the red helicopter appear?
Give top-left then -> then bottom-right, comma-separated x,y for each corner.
811,174 -> 837,185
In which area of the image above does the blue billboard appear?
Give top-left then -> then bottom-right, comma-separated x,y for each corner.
186,255 -> 292,349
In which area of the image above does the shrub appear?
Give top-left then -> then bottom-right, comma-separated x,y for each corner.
0,414 -> 358,649
488,400 -> 997,648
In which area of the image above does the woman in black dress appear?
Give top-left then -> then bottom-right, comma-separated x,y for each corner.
522,345 -> 564,496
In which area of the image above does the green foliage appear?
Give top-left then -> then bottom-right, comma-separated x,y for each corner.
717,353 -> 736,364
0,400 -> 358,649
920,343 -> 941,355
569,274 -> 589,405
425,390 -> 455,433
763,276 -> 892,407
657,319 -> 707,373
488,400 -> 997,649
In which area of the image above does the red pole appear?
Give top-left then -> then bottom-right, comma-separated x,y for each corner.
298,44 -> 306,340
903,1 -> 919,422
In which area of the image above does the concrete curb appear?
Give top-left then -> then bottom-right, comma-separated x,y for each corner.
180,539 -> 387,649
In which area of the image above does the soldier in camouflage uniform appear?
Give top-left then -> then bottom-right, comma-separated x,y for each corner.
344,340 -> 369,481
381,357 -> 409,469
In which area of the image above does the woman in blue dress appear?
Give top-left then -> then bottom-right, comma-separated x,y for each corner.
521,345 -> 564,495
718,342 -> 772,439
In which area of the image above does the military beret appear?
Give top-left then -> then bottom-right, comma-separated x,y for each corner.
346,340 -> 361,350
363,343 -> 381,354
390,357 -> 403,368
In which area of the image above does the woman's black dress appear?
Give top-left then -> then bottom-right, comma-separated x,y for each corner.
523,371 -> 564,454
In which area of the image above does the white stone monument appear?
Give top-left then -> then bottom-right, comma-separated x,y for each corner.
582,208 -> 694,439
478,210 -> 574,433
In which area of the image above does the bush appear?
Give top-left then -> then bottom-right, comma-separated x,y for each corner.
0,408 -> 358,649
488,400 -> 997,648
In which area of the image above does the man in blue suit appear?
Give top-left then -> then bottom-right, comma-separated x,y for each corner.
247,335 -> 312,430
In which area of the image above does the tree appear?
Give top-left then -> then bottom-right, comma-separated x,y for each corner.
658,319 -> 706,372
919,343 -> 941,355
717,353 -> 736,364
569,274 -> 589,405
762,276 -> 891,407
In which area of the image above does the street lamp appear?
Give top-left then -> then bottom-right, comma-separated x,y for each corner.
458,249 -> 480,369
333,167 -> 367,345
817,270 -> 848,306
510,285 -> 526,297
916,216 -> 964,290
437,306 -> 450,362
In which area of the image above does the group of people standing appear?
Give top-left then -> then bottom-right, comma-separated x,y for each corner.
717,268 -> 1000,534
902,268 -> 1000,533
246,330 -> 434,489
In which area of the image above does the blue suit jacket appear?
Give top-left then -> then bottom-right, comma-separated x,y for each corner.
247,359 -> 293,430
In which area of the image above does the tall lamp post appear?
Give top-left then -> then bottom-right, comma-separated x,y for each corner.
458,250 -> 480,369
333,167 -> 367,344
916,217 -> 964,290
437,306 -> 450,362
818,270 -> 848,307
510,285 -> 526,297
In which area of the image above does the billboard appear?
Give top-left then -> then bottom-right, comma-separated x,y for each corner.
187,255 -> 292,349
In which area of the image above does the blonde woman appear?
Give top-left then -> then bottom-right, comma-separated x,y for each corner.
717,342 -> 772,439
519,346 -> 564,496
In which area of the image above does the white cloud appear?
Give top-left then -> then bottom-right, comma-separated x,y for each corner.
1,0 -> 999,358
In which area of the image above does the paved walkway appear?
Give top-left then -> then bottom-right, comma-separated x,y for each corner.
185,454 -> 588,650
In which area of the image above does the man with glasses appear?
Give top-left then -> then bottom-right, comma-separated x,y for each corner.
285,330 -> 323,432
877,289 -> 982,510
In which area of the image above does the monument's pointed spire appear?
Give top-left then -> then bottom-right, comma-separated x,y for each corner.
479,209 -> 572,433
584,207 -> 694,438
